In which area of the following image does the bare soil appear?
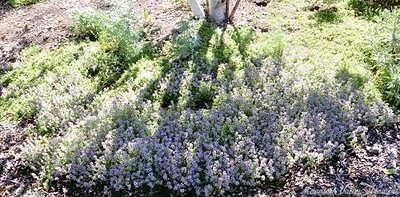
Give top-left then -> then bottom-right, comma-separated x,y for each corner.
0,124 -> 32,196
0,0 -> 399,196
0,0 -> 112,70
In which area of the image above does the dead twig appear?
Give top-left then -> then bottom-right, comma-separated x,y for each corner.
226,0 -> 230,20
229,0 -> 241,22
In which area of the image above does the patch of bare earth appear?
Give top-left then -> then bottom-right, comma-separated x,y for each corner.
0,0 -> 11,17
0,123 -> 34,197
0,0 -> 110,70
130,0 -> 269,42
0,0 -> 267,69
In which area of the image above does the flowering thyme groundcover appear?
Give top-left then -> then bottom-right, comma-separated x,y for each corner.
1,2 -> 399,196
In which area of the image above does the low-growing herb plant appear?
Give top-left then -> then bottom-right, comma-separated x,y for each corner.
7,0 -> 41,7
3,0 -> 399,196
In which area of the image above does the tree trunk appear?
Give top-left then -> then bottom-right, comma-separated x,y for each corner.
208,0 -> 226,23
188,0 -> 241,23
187,0 -> 206,18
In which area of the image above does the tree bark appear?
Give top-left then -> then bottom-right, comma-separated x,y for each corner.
226,0 -> 230,20
208,0 -> 226,23
187,0 -> 206,18
188,0 -> 241,23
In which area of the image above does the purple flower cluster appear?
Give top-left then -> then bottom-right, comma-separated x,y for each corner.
22,56 -> 396,195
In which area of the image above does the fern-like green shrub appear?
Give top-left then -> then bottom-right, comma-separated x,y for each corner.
7,0 -> 41,7
349,0 -> 399,18
363,10 -> 400,108
70,8 -> 144,65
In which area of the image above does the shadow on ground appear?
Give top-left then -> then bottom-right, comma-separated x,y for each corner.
39,20 -> 399,196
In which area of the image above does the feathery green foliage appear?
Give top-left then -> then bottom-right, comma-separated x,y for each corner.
7,0 -> 41,7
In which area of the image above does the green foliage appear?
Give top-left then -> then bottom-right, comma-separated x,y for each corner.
0,7 -> 153,134
313,7 -> 342,24
348,0 -> 400,19
7,0 -> 41,7
4,0 -> 400,195
162,20 -> 211,61
190,81 -> 217,109
162,21 -> 257,67
383,168 -> 398,175
249,31 -> 285,64
364,11 -> 400,107
348,0 -> 381,18
0,43 -> 108,132
70,8 -> 145,64
20,136 -> 58,184
280,4 -> 387,102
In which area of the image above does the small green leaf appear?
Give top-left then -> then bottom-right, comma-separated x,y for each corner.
383,168 -> 397,175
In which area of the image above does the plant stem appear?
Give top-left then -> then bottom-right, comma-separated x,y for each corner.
229,0 -> 241,21
226,0 -> 230,21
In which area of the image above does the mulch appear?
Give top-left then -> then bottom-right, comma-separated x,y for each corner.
0,124 -> 33,196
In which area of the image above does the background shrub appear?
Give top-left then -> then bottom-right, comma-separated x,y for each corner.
361,10 -> 400,108
70,8 -> 145,65
348,0 -> 400,18
7,0 -> 41,7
